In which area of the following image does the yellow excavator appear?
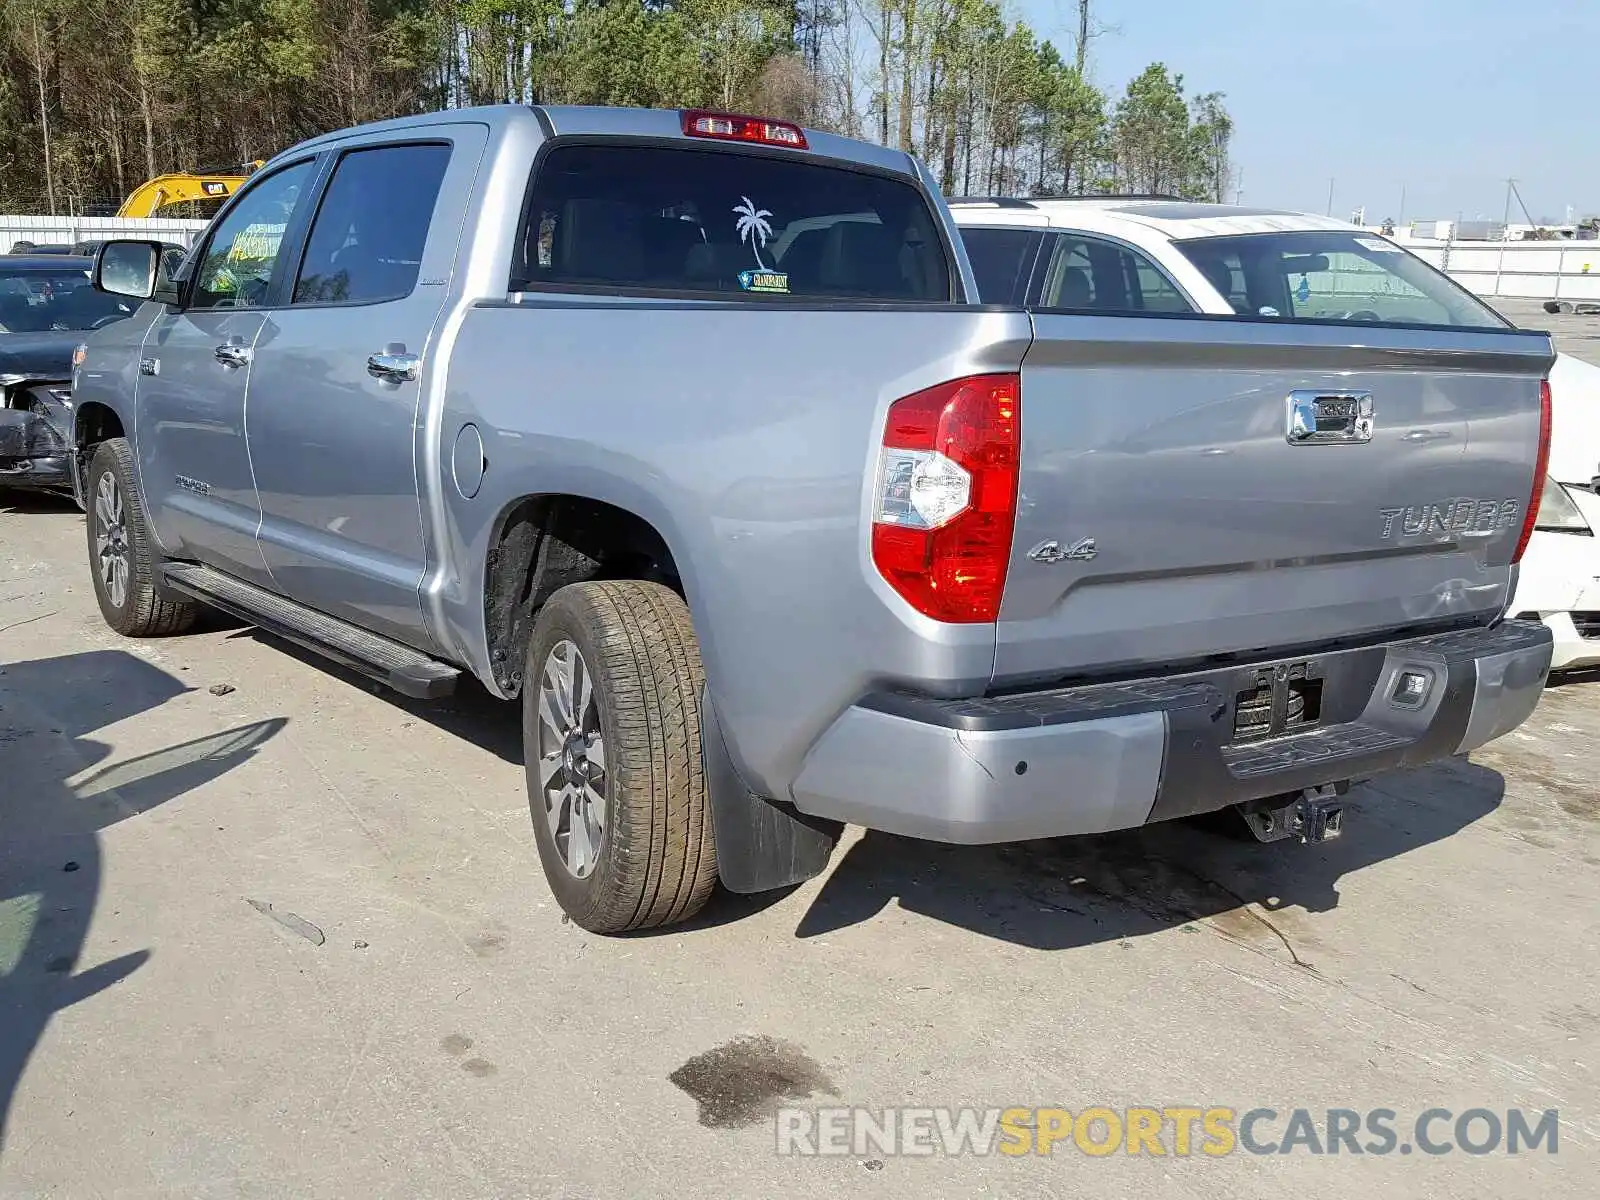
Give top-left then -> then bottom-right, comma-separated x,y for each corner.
116,161 -> 264,218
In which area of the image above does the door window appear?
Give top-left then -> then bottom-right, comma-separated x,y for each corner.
190,160 -> 315,310
958,227 -> 1042,304
1038,234 -> 1193,314
293,144 -> 452,305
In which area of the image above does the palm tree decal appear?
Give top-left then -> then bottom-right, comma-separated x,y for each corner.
733,196 -> 774,269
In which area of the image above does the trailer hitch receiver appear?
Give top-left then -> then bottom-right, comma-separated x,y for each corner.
1239,784 -> 1345,844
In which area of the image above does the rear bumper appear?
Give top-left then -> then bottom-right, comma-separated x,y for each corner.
790,621 -> 1553,843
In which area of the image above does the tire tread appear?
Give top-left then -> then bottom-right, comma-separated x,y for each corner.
524,579 -> 716,933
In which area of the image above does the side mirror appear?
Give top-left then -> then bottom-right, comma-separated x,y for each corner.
93,240 -> 180,305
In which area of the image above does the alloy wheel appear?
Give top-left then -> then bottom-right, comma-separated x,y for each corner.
534,638 -> 608,878
94,470 -> 130,609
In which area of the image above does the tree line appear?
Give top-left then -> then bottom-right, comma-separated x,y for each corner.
0,0 -> 1233,215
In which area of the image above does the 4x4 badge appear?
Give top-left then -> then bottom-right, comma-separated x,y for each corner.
1028,537 -> 1096,564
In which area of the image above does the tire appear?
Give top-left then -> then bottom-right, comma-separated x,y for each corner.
522,580 -> 718,933
85,438 -> 199,637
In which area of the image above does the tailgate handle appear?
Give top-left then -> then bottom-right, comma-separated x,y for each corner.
1286,390 -> 1373,445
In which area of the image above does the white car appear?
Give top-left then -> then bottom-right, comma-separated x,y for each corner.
951,196 -> 1600,672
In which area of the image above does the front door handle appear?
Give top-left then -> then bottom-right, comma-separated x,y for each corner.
214,343 -> 252,368
367,352 -> 420,383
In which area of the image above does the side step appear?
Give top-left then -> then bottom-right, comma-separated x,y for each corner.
162,562 -> 460,700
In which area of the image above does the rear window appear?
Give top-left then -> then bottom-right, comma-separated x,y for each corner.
1176,231 -> 1507,329
515,143 -> 952,302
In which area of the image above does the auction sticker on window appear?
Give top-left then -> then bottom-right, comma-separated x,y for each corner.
738,269 -> 790,294
1355,236 -> 1401,253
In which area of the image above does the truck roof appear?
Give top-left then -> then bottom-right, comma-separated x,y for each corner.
947,196 -> 1356,240
279,104 -> 922,183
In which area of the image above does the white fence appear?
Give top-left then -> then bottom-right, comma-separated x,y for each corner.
1,214 -> 209,251
1393,237 -> 1600,304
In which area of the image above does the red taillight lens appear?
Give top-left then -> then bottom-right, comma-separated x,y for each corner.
1512,378 -> 1553,565
681,110 -> 808,150
870,374 -> 1020,622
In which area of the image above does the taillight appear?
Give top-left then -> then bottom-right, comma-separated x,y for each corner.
1512,378 -> 1553,564
681,110 -> 807,150
871,374 -> 1020,622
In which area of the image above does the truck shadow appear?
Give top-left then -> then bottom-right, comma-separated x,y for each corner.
795,757 -> 1505,952
0,650 -> 284,1157
0,491 -> 77,515
224,630 -> 524,764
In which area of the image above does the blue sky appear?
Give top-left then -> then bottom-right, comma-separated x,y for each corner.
1016,0 -> 1597,222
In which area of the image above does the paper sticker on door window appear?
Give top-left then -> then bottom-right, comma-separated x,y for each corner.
738,269 -> 790,294
1355,236 -> 1400,253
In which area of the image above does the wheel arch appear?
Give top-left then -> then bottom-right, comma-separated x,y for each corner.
72,400 -> 128,503
479,490 -> 690,697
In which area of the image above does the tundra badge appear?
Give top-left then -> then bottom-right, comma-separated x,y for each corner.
1379,499 -> 1519,539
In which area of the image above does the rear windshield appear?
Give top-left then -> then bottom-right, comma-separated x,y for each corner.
515,143 -> 952,303
1175,231 -> 1507,329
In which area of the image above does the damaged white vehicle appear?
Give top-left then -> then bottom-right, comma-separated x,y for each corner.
1512,353 -> 1600,672
952,197 -> 1600,674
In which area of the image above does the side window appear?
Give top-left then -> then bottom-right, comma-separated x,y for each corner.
1041,237 -> 1097,308
294,144 -> 452,305
191,160 -> 315,310
1185,249 -> 1251,313
958,227 -> 1042,304
1131,258 -> 1191,313
1039,234 -> 1194,315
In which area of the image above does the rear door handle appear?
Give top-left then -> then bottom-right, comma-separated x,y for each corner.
367,352 -> 420,383
214,343 -> 252,368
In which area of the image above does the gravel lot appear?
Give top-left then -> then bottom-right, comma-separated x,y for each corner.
2,306 -> 1597,1197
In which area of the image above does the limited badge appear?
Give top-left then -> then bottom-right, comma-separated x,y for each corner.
738,269 -> 790,294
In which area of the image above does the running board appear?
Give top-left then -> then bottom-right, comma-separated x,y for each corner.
162,562 -> 460,699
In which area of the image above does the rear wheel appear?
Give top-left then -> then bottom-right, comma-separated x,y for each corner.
85,438 -> 199,637
522,581 -> 718,933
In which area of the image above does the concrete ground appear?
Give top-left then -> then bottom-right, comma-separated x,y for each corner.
1497,297 -> 1600,366
3,312 -> 1599,1198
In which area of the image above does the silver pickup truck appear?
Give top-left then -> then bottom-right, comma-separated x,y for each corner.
73,105 -> 1554,932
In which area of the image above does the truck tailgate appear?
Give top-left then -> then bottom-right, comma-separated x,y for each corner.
996,314 -> 1555,685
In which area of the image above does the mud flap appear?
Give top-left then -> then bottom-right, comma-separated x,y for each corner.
701,687 -> 840,894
